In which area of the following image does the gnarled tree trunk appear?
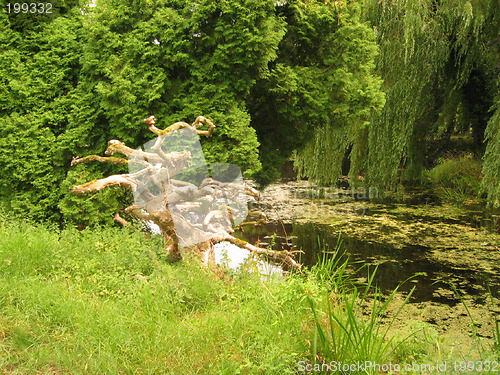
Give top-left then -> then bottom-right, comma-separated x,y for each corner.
71,116 -> 301,270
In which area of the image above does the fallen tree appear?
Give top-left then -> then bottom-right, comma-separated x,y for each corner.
71,116 -> 301,270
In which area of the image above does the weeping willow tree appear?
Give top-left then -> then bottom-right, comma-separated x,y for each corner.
294,0 -> 500,206
364,0 -> 499,196
363,0 -> 452,190
483,97 -> 500,207
289,1 -> 386,185
250,0 -> 385,185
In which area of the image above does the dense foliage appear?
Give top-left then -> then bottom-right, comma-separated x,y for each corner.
1,0 -> 280,224
250,1 -> 385,184
361,0 -> 500,204
483,97 -> 500,207
58,0 -> 284,225
1,0 -> 383,223
428,154 -> 483,204
0,216 -> 441,373
294,0 -> 499,206
0,1 -> 83,222
0,0 -> 498,226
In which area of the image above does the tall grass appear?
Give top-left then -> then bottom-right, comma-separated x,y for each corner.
427,154 -> 483,204
0,216 -> 431,374
306,242 -> 421,373
489,288 -> 500,356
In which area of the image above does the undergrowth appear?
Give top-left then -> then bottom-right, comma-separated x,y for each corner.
0,215 -> 439,374
427,154 -> 483,205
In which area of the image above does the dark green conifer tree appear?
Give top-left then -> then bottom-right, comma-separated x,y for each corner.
0,1 -> 84,221
1,0 -> 287,224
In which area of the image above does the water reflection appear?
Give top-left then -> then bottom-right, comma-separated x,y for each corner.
233,221 -> 500,303
212,241 -> 283,278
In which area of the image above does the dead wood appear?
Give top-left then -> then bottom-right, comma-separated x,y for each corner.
71,115 -> 301,270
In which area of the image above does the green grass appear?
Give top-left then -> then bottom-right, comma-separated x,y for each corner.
306,242 -> 422,369
0,215 -> 436,374
427,154 -> 483,204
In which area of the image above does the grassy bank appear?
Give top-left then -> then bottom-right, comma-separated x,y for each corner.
0,216 -> 474,374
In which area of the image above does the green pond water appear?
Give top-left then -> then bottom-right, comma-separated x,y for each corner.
233,186 -> 500,355
235,185 -> 500,305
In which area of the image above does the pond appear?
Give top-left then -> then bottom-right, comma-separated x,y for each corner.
235,181 -> 500,356
236,221 -> 500,304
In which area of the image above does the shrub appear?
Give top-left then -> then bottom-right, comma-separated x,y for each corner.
427,154 -> 483,204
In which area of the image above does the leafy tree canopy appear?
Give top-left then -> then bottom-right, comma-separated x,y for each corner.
1,0 -> 284,224
1,0 -> 498,227
249,0 -> 385,184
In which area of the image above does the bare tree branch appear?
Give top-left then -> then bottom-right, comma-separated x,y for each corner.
71,155 -> 128,166
71,115 -> 300,270
211,232 -> 303,271
72,174 -> 136,194
113,212 -> 131,227
144,115 -> 215,137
